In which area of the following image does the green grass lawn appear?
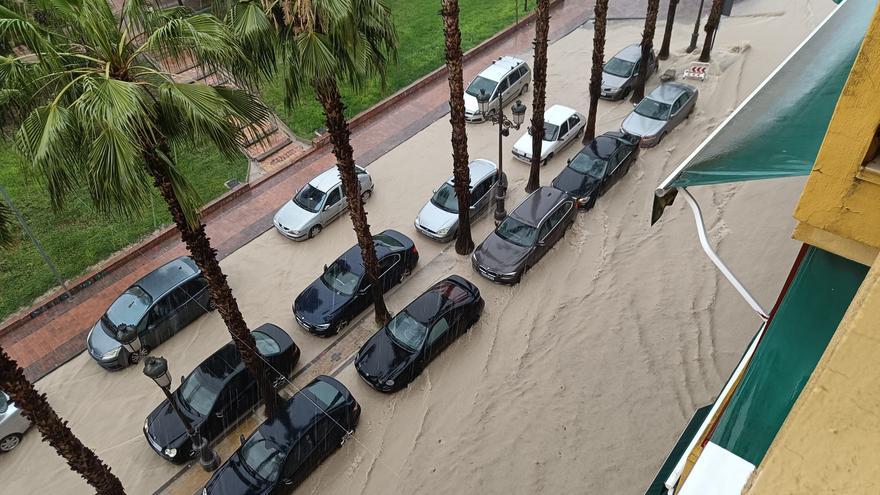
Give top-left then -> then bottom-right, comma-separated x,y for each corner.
264,0 -> 535,137
0,140 -> 247,320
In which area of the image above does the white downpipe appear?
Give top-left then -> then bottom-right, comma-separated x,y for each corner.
680,188 -> 769,320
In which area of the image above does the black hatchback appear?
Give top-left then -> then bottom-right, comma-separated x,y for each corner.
203,376 -> 360,494
293,230 -> 419,336
143,324 -> 299,463
355,275 -> 484,393
551,131 -> 639,209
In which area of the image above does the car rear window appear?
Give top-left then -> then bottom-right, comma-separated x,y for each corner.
253,331 -> 281,356
305,381 -> 343,410
374,234 -> 403,248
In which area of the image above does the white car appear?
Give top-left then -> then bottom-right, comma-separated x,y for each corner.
273,165 -> 373,240
512,105 -> 586,164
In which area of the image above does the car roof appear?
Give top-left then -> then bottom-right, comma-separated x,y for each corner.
444,159 -> 497,188
478,56 -> 526,81
510,187 -> 569,226
583,134 -> 621,159
647,82 -> 694,104
545,105 -> 577,125
403,278 -> 472,324
612,43 -> 643,62
337,229 -> 411,273
308,166 -> 344,193
136,256 -> 199,298
260,376 -> 351,450
192,324 -> 289,387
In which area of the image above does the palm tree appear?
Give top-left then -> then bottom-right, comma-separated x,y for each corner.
700,0 -> 724,62
658,0 -> 680,60
0,0 -> 280,415
526,0 -> 550,194
0,346 -> 125,494
440,0 -> 474,255
631,0 -> 660,104
584,0 -> 608,143
229,0 -> 398,325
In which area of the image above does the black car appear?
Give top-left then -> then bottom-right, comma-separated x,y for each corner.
293,230 -> 419,336
551,131 -> 640,209
203,376 -> 360,494
355,276 -> 484,393
87,256 -> 213,369
144,324 -> 299,463
472,187 -> 576,285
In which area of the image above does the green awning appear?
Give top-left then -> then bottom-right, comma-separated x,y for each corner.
709,247 -> 868,465
651,0 -> 875,223
644,405 -> 712,495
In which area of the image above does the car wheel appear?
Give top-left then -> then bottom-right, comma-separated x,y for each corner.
340,428 -> 355,447
0,434 -> 22,452
207,298 -> 216,311
336,320 -> 349,335
361,189 -> 372,202
543,152 -> 554,166
309,225 -> 323,238
272,374 -> 287,390
398,268 -> 411,284
128,347 -> 146,365
520,83 -> 529,95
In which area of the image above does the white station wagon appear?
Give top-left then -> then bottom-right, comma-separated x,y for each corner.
464,56 -> 531,122
273,165 -> 373,240
512,104 -> 586,164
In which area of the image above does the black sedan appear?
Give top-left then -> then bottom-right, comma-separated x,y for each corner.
293,230 -> 419,336
203,376 -> 360,494
143,324 -> 299,463
551,131 -> 640,209
355,275 -> 484,393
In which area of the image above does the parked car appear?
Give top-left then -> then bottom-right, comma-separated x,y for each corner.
472,187 -> 576,285
600,43 -> 658,100
511,105 -> 586,164
87,256 -> 211,370
621,82 -> 698,147
202,375 -> 360,494
355,276 -> 483,392
414,159 -> 498,242
464,56 -> 531,122
273,165 -> 374,240
144,324 -> 299,464
551,131 -> 640,209
293,230 -> 419,336
0,391 -> 30,453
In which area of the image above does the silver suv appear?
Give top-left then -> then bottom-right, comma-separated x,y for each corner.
415,159 -> 498,242
464,56 -> 531,122
0,392 -> 29,453
273,165 -> 374,240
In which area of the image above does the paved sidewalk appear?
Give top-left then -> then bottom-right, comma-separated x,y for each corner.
2,0 -> 597,382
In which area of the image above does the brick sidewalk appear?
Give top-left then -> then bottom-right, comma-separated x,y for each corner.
2,0 -> 602,382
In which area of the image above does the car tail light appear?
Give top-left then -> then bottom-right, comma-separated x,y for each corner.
411,245 -> 418,255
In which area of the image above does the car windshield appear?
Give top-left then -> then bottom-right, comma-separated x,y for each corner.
634,98 -> 671,120
430,183 -> 459,213
241,431 -> 283,482
320,259 -> 361,296
387,312 -> 428,352
465,76 -> 498,98
0,392 -> 8,414
529,122 -> 559,142
104,286 -> 151,328
495,217 -> 538,247
177,370 -> 220,416
568,153 -> 608,179
604,57 -> 635,78
293,184 -> 326,213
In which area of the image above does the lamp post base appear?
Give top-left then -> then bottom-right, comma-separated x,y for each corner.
493,173 -> 508,226
193,435 -> 220,472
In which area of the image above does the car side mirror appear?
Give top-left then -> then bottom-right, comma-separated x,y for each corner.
567,158 -> 572,164
214,410 -> 224,419
359,286 -> 370,295
240,434 -> 246,446
282,478 -> 294,486
323,264 -> 328,272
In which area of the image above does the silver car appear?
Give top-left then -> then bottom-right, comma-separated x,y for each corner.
600,43 -> 657,100
0,392 -> 30,453
511,105 -> 586,164
621,82 -> 698,147
273,165 -> 374,240
415,159 -> 498,242
464,56 -> 531,122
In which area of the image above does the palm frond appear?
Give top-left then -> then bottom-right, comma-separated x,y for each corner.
155,146 -> 202,228
0,3 -> 55,60
15,104 -> 81,208
0,195 -> 16,248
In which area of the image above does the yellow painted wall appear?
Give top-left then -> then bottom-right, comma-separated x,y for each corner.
792,2 -> 880,265
743,252 -> 880,495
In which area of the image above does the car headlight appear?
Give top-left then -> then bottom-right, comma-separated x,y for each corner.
102,347 -> 120,360
577,195 -> 591,205
163,447 -> 177,458
385,379 -> 395,388
499,271 -> 518,277
414,217 -> 421,228
144,418 -> 149,434
437,226 -> 450,236
202,488 -> 208,495
315,323 -> 331,330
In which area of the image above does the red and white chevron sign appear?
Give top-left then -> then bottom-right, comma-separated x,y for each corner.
684,63 -> 709,81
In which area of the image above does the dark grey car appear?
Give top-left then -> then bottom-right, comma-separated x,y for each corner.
601,43 -> 657,100
472,187 -> 576,285
86,256 -> 212,370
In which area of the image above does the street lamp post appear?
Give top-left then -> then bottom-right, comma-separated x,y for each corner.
114,324 -> 143,363
687,0 -> 706,53
477,90 -> 527,226
143,356 -> 220,471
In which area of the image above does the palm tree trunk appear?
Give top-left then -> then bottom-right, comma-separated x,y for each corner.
315,80 -> 391,326
584,0 -> 608,143
658,0 -> 680,60
0,346 -> 126,495
699,0 -> 724,62
631,0 -> 660,104
440,0 -> 474,255
526,0 -> 551,193
145,149 -> 280,418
